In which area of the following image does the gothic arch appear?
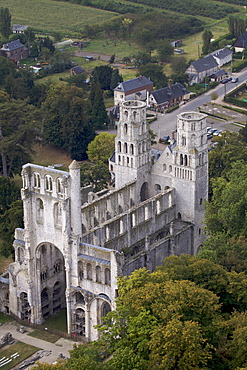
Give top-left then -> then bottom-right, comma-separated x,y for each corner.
140,182 -> 149,202
74,291 -> 85,304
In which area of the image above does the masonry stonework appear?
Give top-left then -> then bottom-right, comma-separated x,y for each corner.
2,101 -> 208,342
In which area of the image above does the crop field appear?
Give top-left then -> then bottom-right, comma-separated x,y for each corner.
4,0 -> 117,36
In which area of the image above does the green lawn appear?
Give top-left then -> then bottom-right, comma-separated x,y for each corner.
0,313 -> 11,325
41,309 -> 67,333
4,0 -> 117,36
28,329 -> 60,343
0,341 -> 40,370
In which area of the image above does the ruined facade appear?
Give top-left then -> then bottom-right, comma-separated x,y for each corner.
2,101 -> 208,342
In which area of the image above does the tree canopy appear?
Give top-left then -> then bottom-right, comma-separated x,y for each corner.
0,7 -> 11,39
43,84 -> 95,160
86,132 -> 115,164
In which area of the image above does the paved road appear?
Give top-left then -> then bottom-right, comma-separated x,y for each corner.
149,68 -> 247,138
0,321 -> 77,367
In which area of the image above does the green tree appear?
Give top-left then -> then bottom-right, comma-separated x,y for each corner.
202,29 -> 213,54
171,56 -> 188,75
156,39 -> 174,62
0,96 -> 42,177
0,177 -> 20,214
0,200 -> 23,257
110,69 -> 123,91
0,7 -> 11,39
43,84 -> 95,160
91,65 -> 113,90
89,79 -> 109,128
138,63 -> 168,89
0,56 -> 15,86
87,132 -> 115,163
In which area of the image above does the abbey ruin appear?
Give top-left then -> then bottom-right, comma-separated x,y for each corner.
0,101 -> 208,342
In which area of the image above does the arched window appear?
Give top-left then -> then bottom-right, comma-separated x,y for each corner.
155,184 -> 161,194
124,142 -> 127,153
118,141 -> 121,152
102,301 -> 111,318
130,144 -> 134,155
36,198 -> 44,223
163,164 -> 167,172
105,268 -> 111,285
18,247 -> 25,263
96,266 -> 102,283
54,202 -> 62,227
169,165 -> 172,173
180,154 -> 183,165
40,267 -> 48,281
87,263 -> 92,280
133,111 -> 137,120
57,178 -> 63,194
124,123 -> 128,134
53,260 -> 61,274
184,155 -> 188,166
124,111 -> 128,119
45,175 -> 53,191
78,261 -> 83,280
34,173 -> 41,188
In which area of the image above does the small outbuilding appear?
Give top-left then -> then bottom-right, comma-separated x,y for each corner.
70,66 -> 85,76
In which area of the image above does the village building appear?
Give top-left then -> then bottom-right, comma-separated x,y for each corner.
148,83 -> 190,111
186,55 -> 218,84
210,48 -> 233,68
70,66 -> 85,76
232,31 -> 247,52
0,40 -> 28,62
1,101 -> 208,342
114,76 -> 153,106
12,25 -> 29,34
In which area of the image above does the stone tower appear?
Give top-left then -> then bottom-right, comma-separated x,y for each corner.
114,100 -> 152,203
172,112 -> 208,252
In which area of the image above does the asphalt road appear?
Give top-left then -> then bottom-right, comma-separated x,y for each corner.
149,68 -> 247,138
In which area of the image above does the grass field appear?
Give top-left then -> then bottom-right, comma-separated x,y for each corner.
28,329 -> 60,343
41,309 -> 67,333
4,0 -> 117,36
32,144 -> 72,170
0,313 -> 11,325
0,341 -> 40,370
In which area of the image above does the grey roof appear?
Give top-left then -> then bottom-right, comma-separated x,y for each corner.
232,31 -> 247,48
210,69 -> 226,78
71,66 -> 85,74
150,83 -> 190,105
1,40 -> 25,52
78,253 -> 111,265
12,24 -> 29,32
211,48 -> 232,60
190,55 -> 218,73
114,76 -> 153,93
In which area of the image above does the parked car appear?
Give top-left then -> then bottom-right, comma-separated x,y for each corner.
227,76 -> 232,81
160,135 -> 170,143
221,79 -> 228,84
206,127 -> 211,132
207,128 -> 218,135
231,77 -> 238,83
207,133 -> 213,140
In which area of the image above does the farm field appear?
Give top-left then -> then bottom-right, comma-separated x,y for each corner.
4,0 -> 116,36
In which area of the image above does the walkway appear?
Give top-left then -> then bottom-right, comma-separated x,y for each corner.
0,321 -> 77,367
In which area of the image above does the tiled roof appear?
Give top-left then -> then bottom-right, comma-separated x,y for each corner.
190,55 -> 218,73
232,31 -> 247,48
12,24 -> 29,32
114,76 -> 153,92
71,66 -> 85,74
150,83 -> 190,105
1,40 -> 25,51
211,48 -> 232,60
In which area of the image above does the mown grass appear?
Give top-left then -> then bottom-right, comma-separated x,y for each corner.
4,0 -> 117,36
28,329 -> 60,343
40,309 -> 67,333
0,312 -> 11,324
0,341 -> 40,370
32,144 -> 72,170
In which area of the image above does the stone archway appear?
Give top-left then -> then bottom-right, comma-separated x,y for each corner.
36,243 -> 66,321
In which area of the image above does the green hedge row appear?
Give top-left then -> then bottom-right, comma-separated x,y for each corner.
166,104 -> 179,113
224,96 -> 247,108
221,105 -> 247,115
